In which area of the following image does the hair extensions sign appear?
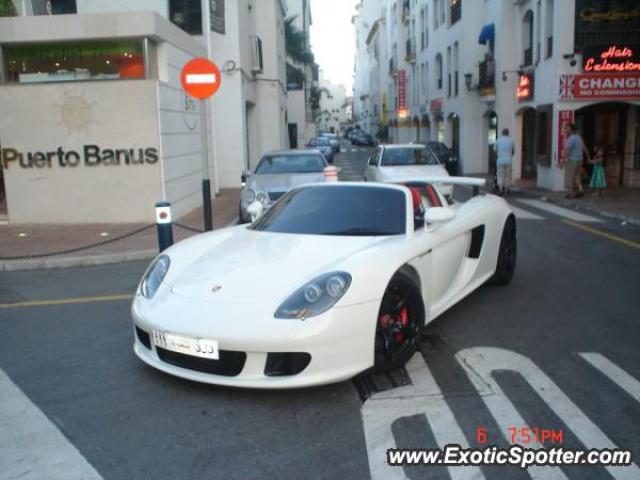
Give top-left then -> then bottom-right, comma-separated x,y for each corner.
583,45 -> 640,72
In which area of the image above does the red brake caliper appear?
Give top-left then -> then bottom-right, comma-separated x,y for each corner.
394,307 -> 408,344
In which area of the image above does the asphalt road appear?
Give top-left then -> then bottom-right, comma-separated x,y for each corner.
1,142 -> 639,480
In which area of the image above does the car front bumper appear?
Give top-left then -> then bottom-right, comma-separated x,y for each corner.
131,295 -> 380,388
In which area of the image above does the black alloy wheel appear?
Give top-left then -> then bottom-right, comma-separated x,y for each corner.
489,216 -> 517,286
374,272 -> 424,372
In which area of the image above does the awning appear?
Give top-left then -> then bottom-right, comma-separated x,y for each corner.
478,23 -> 495,45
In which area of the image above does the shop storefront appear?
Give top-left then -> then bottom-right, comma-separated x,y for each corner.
0,12 -> 211,224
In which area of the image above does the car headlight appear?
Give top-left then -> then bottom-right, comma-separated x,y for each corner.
243,188 -> 256,204
275,272 -> 352,319
140,255 -> 170,299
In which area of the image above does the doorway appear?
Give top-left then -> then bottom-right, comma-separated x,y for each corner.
521,108 -> 537,179
485,111 -> 498,175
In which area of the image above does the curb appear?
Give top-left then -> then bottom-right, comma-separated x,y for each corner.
0,216 -> 241,272
0,250 -> 157,272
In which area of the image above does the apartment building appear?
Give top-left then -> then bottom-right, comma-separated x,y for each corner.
317,71 -> 348,134
0,0 -> 289,223
354,0 -> 640,191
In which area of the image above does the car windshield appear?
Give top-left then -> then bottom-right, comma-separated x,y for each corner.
309,138 -> 330,146
381,148 -> 440,166
255,154 -> 326,174
249,185 -> 406,236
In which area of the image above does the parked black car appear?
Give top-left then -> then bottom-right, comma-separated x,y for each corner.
351,131 -> 375,147
423,141 -> 458,175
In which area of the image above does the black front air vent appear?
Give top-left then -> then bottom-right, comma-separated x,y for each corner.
468,225 -> 485,259
157,348 -> 246,376
264,352 -> 311,376
135,326 -> 151,350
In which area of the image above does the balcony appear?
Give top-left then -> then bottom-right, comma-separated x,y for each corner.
478,59 -> 496,95
405,39 -> 416,63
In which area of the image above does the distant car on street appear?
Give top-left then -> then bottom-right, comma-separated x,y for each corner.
422,141 -> 459,176
320,132 -> 340,153
307,137 -> 334,163
364,144 -> 453,198
351,131 -> 375,146
238,150 -> 328,223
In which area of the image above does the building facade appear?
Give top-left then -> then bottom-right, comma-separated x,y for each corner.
285,0 -> 317,148
353,0 -> 640,191
317,71 -> 349,134
0,0 -> 292,223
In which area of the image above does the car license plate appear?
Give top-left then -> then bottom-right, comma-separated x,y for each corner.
152,330 -> 219,360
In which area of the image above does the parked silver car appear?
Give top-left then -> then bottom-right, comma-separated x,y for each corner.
239,150 -> 329,223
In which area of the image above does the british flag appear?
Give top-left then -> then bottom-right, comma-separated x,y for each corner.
559,74 -> 574,99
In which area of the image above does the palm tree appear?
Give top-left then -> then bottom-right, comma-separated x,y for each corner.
285,16 -> 314,65
0,0 -> 17,16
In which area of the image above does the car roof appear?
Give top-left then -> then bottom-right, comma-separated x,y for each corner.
381,143 -> 425,150
263,149 -> 324,156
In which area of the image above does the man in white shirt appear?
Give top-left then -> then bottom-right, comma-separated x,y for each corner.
494,128 -> 515,196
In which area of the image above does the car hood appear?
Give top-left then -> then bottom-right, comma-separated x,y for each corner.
251,172 -> 325,192
379,164 -> 449,180
169,228 -> 382,305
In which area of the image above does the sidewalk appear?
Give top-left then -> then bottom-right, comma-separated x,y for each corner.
0,189 -> 241,271
509,179 -> 640,226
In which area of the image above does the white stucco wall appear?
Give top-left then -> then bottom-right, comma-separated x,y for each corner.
0,81 -> 163,223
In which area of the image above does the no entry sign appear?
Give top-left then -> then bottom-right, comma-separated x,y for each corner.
181,58 -> 222,100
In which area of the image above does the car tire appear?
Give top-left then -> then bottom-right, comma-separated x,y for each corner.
238,204 -> 249,224
373,272 -> 424,373
489,216 -> 517,286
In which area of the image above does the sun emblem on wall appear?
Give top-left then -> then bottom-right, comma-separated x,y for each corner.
53,90 -> 97,134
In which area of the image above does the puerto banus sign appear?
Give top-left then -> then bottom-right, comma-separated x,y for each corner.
1,145 -> 159,170
559,73 -> 640,100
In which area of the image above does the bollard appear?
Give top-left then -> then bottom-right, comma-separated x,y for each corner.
155,201 -> 174,252
324,166 -> 338,182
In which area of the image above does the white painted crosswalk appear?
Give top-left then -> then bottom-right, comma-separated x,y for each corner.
516,199 -> 603,223
0,369 -> 102,480
363,348 -> 640,480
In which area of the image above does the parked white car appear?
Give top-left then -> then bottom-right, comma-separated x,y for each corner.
131,178 -> 516,389
364,144 -> 453,198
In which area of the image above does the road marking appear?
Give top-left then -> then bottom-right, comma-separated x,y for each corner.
362,354 -> 485,480
580,353 -> 640,403
509,205 -> 544,220
457,347 -> 640,480
562,220 -> 640,251
517,199 -> 603,222
0,293 -> 134,309
185,73 -> 217,84
0,368 -> 103,480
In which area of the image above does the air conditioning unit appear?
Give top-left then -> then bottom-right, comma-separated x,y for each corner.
250,35 -> 264,75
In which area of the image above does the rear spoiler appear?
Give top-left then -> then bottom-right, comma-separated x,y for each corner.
389,176 -> 486,196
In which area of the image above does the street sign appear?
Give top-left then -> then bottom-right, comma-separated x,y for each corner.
180,58 -> 222,100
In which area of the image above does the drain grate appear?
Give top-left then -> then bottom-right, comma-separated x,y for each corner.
353,366 -> 412,402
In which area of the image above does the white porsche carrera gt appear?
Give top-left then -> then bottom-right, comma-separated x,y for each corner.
131,179 -> 516,388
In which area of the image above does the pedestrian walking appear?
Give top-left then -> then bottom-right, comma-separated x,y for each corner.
588,146 -> 607,196
494,128 -> 514,196
562,124 -> 590,198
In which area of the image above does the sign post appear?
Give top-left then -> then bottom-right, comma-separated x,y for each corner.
180,58 -> 222,231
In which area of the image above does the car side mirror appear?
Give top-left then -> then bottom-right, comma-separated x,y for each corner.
246,201 -> 263,222
424,206 -> 456,225
241,169 -> 251,184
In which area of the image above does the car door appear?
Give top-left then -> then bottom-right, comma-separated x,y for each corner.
364,147 -> 381,181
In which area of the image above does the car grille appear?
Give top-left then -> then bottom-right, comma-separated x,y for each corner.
268,191 -> 286,202
156,348 -> 247,376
